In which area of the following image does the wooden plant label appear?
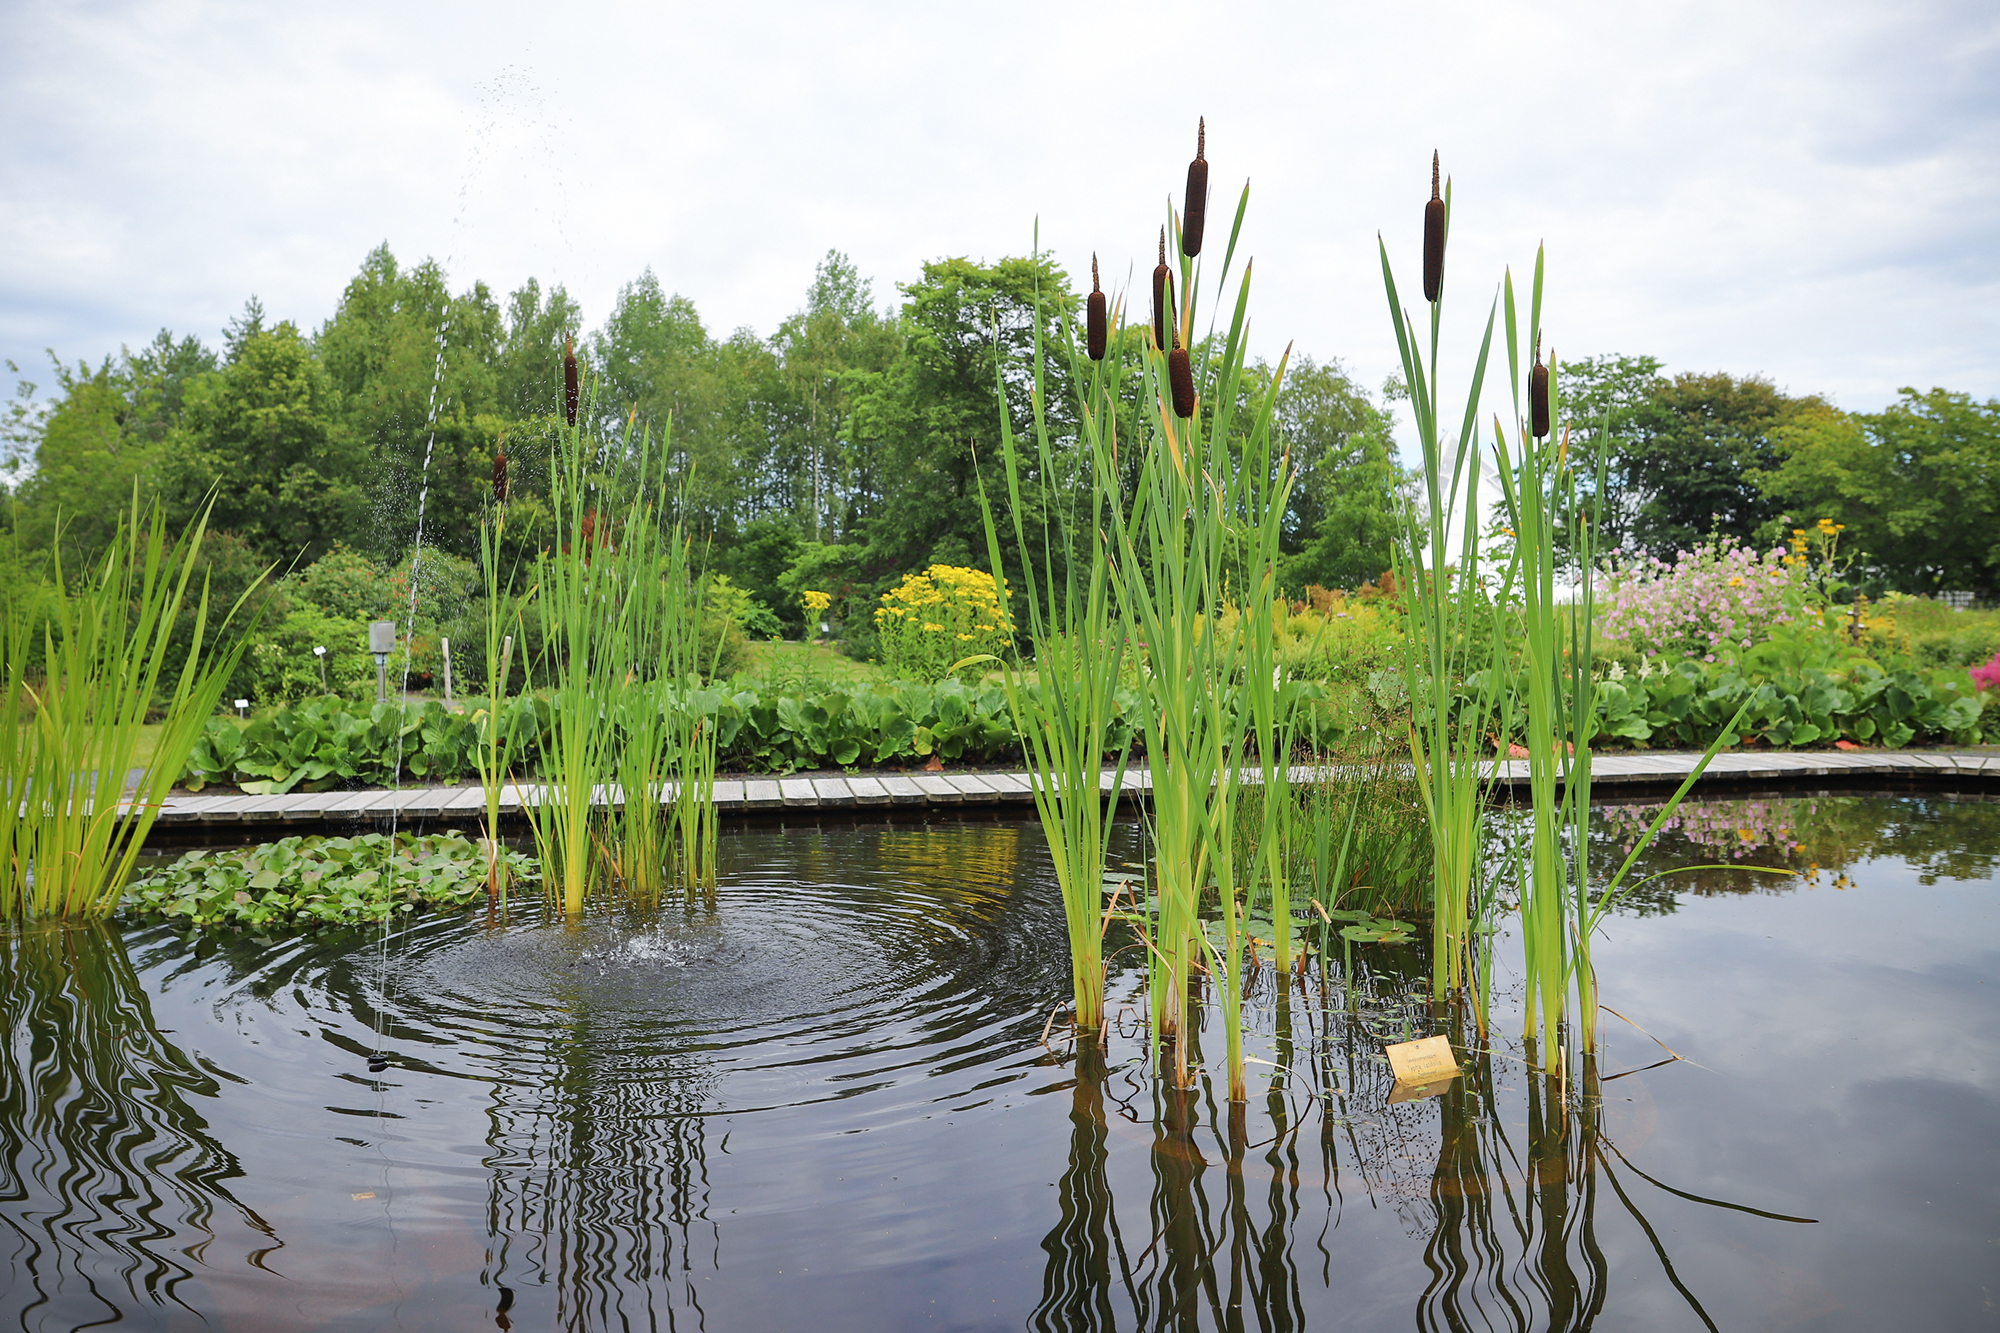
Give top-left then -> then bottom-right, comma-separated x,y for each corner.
1385,1035 -> 1458,1086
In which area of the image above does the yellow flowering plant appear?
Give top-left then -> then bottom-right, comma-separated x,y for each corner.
873,564 -> 1012,682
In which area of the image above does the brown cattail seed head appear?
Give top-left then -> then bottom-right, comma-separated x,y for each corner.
1530,340 -> 1551,439
1152,229 -> 1173,352
1422,151 -> 1446,304
492,446 -> 509,504
1168,339 -> 1195,420
1182,117 -> 1209,258
1086,254 -> 1107,361
563,335 -> 580,427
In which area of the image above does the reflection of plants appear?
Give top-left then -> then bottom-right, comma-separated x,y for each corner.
1595,793 -> 2000,906
0,922 -> 281,1320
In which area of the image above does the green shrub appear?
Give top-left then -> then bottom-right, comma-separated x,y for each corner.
241,605 -> 373,702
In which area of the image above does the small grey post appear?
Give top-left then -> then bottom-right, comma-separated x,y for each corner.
441,636 -> 453,704
369,620 -> 396,704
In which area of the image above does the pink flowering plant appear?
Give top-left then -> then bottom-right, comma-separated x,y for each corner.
1597,539 -> 1809,662
1973,651 -> 2000,693
1597,519 -> 1858,664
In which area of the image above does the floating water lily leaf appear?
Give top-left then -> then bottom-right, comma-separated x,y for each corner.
1340,922 -> 1414,944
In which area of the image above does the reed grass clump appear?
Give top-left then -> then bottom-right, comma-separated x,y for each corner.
977,226 -> 1130,1035
524,373 -> 712,919
0,498 -> 259,920
1095,128 -> 1293,1103
979,124 -> 1296,1107
1492,254 -> 1744,1056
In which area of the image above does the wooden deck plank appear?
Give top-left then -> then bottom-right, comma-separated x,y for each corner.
844,776 -> 892,805
777,777 -> 820,806
878,775 -> 928,805
979,772 -> 1035,801
440,786 -> 488,814
809,777 -> 857,806
909,774 -> 962,803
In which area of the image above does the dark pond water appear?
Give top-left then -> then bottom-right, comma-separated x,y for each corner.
3,795 -> 1996,1330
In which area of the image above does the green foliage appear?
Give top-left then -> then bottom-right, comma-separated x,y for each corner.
158,316 -> 369,564
179,674 -> 1122,787
1257,354 -> 1404,591
847,254 -> 1078,585
1617,370 -> 1828,559
183,697 -> 514,792
241,604 -> 373,703
1550,353 -> 1661,555
1581,657 -> 1985,750
1753,388 -> 2000,599
123,831 -> 537,929
285,545 -> 393,621
316,245 -> 510,560
711,518 -> 804,634
1878,596 -> 2000,669
11,332 -> 217,564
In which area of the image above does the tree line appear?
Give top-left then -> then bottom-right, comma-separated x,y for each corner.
1562,355 -> 1999,598
0,244 -> 1401,649
3,242 -> 1994,663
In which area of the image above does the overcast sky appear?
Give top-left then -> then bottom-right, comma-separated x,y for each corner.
3,0 -> 1994,431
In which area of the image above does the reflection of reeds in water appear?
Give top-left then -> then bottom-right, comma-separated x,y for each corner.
0,923 -> 280,1322
1032,1046 -> 1126,1333
479,1006 -> 714,1327
1029,939 -> 1783,1330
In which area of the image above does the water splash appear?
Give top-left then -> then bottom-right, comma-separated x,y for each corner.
370,68 -> 578,1066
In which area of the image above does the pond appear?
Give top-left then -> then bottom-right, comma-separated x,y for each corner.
3,793 -> 1996,1330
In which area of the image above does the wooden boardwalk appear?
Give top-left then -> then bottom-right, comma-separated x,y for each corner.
139,749 -> 2000,834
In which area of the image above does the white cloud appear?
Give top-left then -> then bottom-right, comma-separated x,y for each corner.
2,0 -> 1993,418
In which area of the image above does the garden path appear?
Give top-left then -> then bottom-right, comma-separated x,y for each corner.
136,749 -> 2000,833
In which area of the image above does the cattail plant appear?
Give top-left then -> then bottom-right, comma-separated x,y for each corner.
1423,151 -> 1447,303
1086,255 -> 1107,361
1494,250 -> 1745,1059
1152,229 -> 1174,352
564,336 -> 580,428
473,504 -> 522,913
1529,337 -> 1551,439
1101,151 -> 1294,1103
492,444 -> 510,505
975,226 -> 1132,1036
1381,151 -> 1503,1013
1181,118 -> 1208,257
1167,335 -> 1195,420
